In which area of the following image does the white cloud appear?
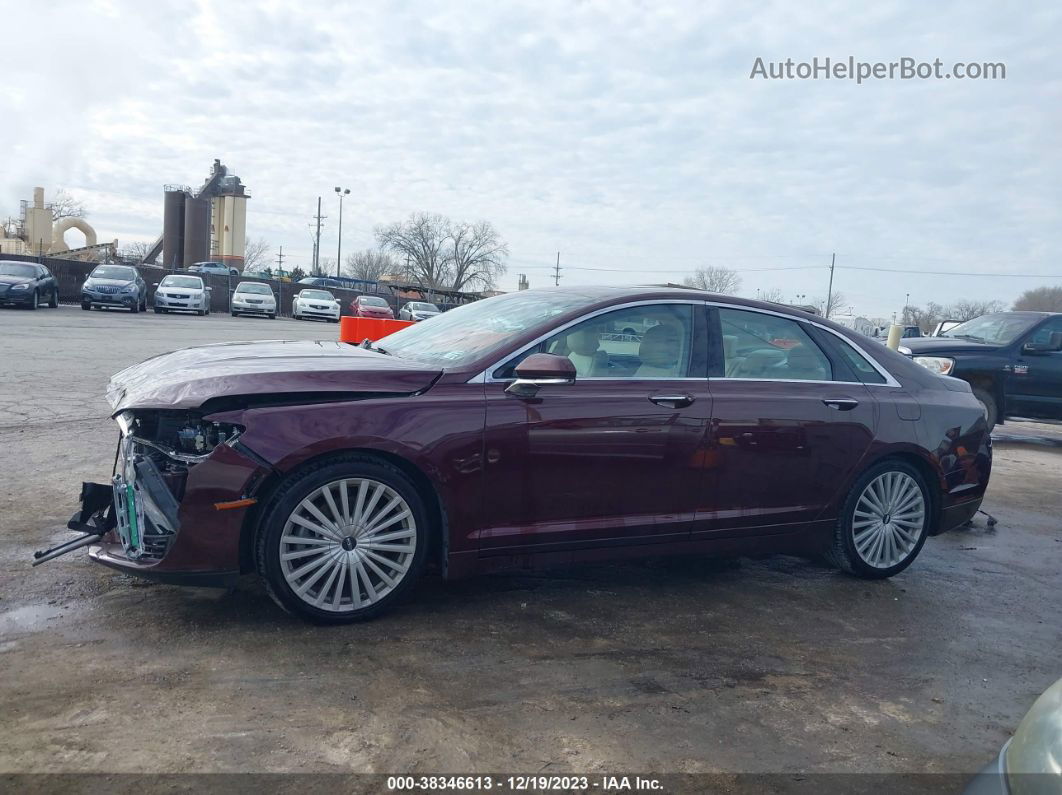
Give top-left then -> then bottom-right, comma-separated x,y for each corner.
1,0 -> 1059,316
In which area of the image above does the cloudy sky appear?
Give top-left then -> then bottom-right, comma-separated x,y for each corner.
3,0 -> 1060,318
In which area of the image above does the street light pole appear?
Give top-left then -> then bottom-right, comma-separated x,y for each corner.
334,186 -> 350,278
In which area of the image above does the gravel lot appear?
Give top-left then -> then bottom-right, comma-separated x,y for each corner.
1,305 -> 1060,785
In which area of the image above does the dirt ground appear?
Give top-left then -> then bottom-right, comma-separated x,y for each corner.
1,306 -> 1060,782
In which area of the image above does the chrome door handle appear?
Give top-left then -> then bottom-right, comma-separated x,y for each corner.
649,394 -> 694,408
823,398 -> 859,411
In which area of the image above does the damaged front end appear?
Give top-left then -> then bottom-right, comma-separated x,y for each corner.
34,410 -> 262,586
108,411 -> 243,561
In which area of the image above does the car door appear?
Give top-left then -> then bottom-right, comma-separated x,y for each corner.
1008,316 -> 1062,420
695,306 -> 878,537
479,301 -> 712,552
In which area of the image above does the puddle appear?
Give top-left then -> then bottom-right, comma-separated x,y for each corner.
0,604 -> 65,635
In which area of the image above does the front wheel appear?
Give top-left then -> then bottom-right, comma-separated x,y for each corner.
256,456 -> 429,623
970,386 -> 998,432
825,460 -> 930,579
82,302 -> 91,311
50,289 -> 59,308
29,290 -> 39,310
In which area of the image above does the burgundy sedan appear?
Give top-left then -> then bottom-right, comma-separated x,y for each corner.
350,294 -> 395,319
43,287 -> 991,623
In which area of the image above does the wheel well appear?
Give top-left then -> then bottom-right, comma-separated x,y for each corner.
872,452 -> 942,535
237,448 -> 449,575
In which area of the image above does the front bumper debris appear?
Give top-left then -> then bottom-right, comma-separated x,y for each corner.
32,482 -> 116,566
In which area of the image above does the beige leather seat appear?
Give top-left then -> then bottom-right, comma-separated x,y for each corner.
635,324 -> 681,377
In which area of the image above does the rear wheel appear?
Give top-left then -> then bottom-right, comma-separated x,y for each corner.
256,455 -> 429,623
826,460 -> 930,579
970,386 -> 998,431
49,289 -> 59,308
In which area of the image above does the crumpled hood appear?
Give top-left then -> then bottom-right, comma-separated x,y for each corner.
107,339 -> 442,413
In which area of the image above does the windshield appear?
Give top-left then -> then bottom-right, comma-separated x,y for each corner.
358,296 -> 389,307
941,313 -> 1038,345
408,302 -> 439,311
0,263 -> 36,278
160,276 -> 203,289
236,282 -> 273,295
381,290 -> 599,367
90,266 -> 136,281
300,290 -> 334,300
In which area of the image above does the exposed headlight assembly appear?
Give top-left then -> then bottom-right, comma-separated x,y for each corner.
913,356 -> 955,375
11,283 -> 30,291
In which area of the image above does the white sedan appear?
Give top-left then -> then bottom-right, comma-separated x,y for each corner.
153,274 -> 211,316
292,288 -> 341,322
231,281 -> 277,319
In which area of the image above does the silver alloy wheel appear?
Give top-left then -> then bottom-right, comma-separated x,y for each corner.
279,477 -> 417,612
852,471 -> 925,569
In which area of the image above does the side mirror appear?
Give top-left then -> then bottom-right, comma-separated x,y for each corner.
205,286 -> 213,292
505,354 -> 577,398
152,283 -> 159,287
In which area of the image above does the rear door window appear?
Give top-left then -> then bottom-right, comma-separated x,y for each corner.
719,308 -> 833,381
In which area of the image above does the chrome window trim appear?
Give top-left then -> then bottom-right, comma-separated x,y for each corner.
471,299 -> 706,384
711,302 -> 902,388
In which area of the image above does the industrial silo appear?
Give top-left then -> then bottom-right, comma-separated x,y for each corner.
162,188 -> 186,269
182,195 -> 211,268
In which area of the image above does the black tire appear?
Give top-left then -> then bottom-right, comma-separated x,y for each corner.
197,309 -> 206,316
269,313 -> 276,319
29,290 -> 39,310
154,307 -> 162,314
140,297 -> 147,312
825,459 -> 930,579
231,311 -> 239,317
130,301 -> 139,313
82,302 -> 91,311
50,289 -> 59,308
255,454 -> 430,624
970,386 -> 998,431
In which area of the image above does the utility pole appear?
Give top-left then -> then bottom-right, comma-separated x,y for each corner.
312,197 -> 326,275
553,251 -> 561,286
275,246 -> 285,272
825,252 -> 835,318
904,292 -> 910,321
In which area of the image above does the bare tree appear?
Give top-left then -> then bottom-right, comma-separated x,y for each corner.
1013,286 -> 1062,312
758,287 -> 787,304
49,189 -> 86,221
344,249 -> 397,282
446,220 -> 508,292
122,240 -> 154,262
824,291 -> 849,318
243,237 -> 271,271
948,299 -> 1007,321
375,213 -> 452,288
683,266 -> 741,295
903,302 -> 946,332
317,257 -> 337,277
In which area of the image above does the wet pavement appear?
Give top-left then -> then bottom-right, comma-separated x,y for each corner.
1,306 -> 1060,780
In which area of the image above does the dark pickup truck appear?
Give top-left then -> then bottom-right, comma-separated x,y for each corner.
900,311 -> 1062,429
